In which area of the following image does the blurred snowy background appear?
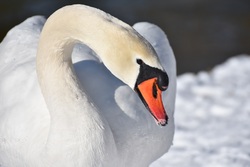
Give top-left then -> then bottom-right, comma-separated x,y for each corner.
151,55 -> 250,167
1,0 -> 250,166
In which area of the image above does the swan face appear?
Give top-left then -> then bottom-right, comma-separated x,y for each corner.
134,59 -> 169,126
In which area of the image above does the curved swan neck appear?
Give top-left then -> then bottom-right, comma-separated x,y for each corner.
36,5 -> 119,165
36,5 -> 163,164
38,5 -> 161,88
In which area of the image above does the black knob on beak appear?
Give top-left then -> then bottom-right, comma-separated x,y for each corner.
157,72 -> 169,91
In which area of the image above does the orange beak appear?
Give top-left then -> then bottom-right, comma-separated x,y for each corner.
136,77 -> 168,126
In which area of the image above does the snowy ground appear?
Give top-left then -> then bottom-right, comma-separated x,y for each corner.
151,55 -> 250,167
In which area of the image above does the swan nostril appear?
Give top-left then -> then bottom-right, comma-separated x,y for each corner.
152,82 -> 157,98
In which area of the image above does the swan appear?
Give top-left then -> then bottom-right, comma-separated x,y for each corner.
0,4 -> 176,167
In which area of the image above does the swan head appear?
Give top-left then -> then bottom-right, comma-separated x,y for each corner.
98,27 -> 170,126
54,6 -> 170,126
133,59 -> 169,126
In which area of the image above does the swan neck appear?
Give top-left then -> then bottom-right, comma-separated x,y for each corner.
36,5 -> 118,165
38,5 -> 161,88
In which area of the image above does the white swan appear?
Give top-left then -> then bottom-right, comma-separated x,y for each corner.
0,4 -> 176,167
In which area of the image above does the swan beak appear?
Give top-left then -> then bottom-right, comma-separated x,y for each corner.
136,77 -> 168,126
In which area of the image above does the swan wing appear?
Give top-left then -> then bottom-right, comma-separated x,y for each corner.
0,16 -> 50,165
0,16 -> 47,126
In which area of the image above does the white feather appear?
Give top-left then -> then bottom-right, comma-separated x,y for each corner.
0,5 -> 176,167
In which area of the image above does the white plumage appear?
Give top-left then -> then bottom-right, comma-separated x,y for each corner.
0,5 -> 176,167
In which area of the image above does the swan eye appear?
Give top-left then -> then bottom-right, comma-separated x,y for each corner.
136,59 -> 143,65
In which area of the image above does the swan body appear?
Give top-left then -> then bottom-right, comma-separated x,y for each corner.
0,5 -> 176,167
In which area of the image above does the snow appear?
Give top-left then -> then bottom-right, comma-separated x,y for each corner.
151,55 -> 250,167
